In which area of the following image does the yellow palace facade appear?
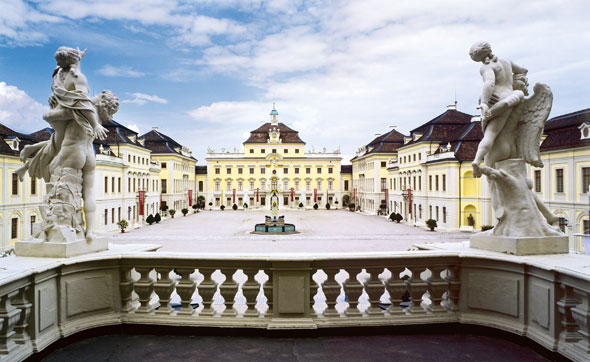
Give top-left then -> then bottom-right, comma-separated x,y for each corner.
204,106 -> 346,209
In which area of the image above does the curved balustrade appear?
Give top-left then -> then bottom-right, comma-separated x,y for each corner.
0,246 -> 589,362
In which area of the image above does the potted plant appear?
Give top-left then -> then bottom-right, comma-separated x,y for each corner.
389,212 -> 396,222
198,196 -> 205,209
181,208 -> 189,216
192,204 -> 198,213
146,214 -> 154,225
481,225 -> 494,231
342,195 -> 349,207
426,218 -> 437,231
299,202 -> 304,209
117,219 -> 128,233
154,213 -> 161,223
325,202 -> 331,210
220,205 -> 225,211
392,213 -> 403,223
232,203 -> 238,211
243,203 -> 248,210
169,209 -> 176,218
208,201 -> 213,210
348,202 -> 355,212
313,203 -> 318,210
161,205 -> 169,216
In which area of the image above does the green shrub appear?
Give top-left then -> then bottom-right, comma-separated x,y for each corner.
243,203 -> 248,209
117,219 -> 128,231
481,225 -> 494,231
232,204 -> 238,210
299,202 -> 304,208
208,202 -> 213,206
169,209 -> 176,217
220,205 -> 225,211
146,214 -> 154,225
181,208 -> 189,216
313,203 -> 318,210
325,203 -> 331,210
426,218 -> 437,230
154,213 -> 161,223
192,204 -> 198,210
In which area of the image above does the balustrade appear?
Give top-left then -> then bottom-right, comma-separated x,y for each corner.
0,251 -> 589,362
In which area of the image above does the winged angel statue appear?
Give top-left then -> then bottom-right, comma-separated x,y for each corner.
469,41 -> 562,237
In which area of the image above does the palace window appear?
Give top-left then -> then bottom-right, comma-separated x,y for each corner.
381,178 -> 387,192
31,177 -> 36,195
226,180 -> 232,191
419,205 -> 422,219
418,176 -> 422,190
261,149 -> 265,153
11,217 -> 18,239
261,180 -> 266,190
104,209 -> 108,225
12,173 -> 18,195
112,208 -> 115,223
214,181 -> 220,191
261,168 -> 265,174
306,167 -> 311,174
249,167 -> 254,174
429,175 -> 432,191
381,161 -> 386,168
328,167 -> 333,174
249,149 -> 254,154
238,168 -> 243,175
436,206 -> 439,221
535,170 -> 541,192
112,177 -> 115,193
215,167 -> 220,175
306,180 -> 311,190
295,167 -> 299,174
442,174 -> 446,192
344,180 -> 349,191
30,215 -> 36,235
272,149 -> 277,154
226,168 -> 231,174
317,180 -> 322,190
413,176 -> 416,190
284,167 -> 288,174
104,177 -> 108,193
435,175 -> 439,191
295,149 -> 300,153
317,167 -> 322,174
328,180 -> 334,190
238,181 -> 243,191
162,179 -> 167,193
249,181 -> 254,191
584,219 -> 590,234
443,207 -> 446,223
118,178 -> 121,193
295,180 -> 300,190
283,180 -> 288,189
284,149 -> 288,153
199,181 -> 204,192
556,169 -> 564,193
583,167 -> 590,193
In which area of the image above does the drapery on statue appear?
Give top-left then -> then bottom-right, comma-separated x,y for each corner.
16,47 -> 111,242
469,41 -> 561,237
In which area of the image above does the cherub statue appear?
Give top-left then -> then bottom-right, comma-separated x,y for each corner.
469,41 -> 561,235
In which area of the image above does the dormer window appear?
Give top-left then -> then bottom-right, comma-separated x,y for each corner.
4,136 -> 20,151
579,122 -> 590,140
413,133 -> 422,141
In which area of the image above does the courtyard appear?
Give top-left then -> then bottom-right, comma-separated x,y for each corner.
108,210 -> 469,253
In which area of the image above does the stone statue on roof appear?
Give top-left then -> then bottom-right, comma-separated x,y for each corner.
15,47 -> 112,255
469,41 -> 566,252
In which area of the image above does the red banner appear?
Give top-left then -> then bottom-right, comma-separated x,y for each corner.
314,188 -> 317,203
188,190 -> 193,206
385,189 -> 388,205
290,187 -> 294,202
256,188 -> 259,202
354,188 -> 357,204
233,188 -> 236,203
407,188 -> 412,214
138,190 -> 145,216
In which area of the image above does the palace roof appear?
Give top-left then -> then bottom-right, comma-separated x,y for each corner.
140,128 -> 196,160
350,128 -> 406,161
540,108 -> 590,151
0,123 -> 39,156
243,122 -> 305,144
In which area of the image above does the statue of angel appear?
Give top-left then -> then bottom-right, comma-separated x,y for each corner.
469,41 -> 560,235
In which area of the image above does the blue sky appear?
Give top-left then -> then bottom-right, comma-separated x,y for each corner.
1,0 -> 590,164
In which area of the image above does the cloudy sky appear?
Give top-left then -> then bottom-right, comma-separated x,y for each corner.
1,0 -> 589,163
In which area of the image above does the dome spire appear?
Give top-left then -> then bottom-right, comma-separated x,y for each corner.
270,102 -> 278,123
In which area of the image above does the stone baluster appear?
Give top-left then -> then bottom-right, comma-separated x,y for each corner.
310,269 -> 321,317
262,271 -> 273,317
571,288 -> 590,358
175,268 -> 197,316
219,268 -> 238,317
197,268 -> 217,317
364,267 -> 387,317
406,267 -> 428,314
384,267 -> 406,315
557,284 -> 582,345
343,269 -> 363,317
425,266 -> 448,314
442,266 -> 460,312
134,267 -> 155,314
119,267 -> 136,314
154,267 -> 175,315
0,291 -> 20,355
242,269 -> 260,318
321,268 -> 341,318
11,286 -> 31,344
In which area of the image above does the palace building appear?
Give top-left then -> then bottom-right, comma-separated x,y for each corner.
204,105 -> 345,209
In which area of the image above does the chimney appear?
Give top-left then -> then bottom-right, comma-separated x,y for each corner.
152,127 -> 158,132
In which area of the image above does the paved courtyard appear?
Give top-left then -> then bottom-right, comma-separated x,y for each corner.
108,210 -> 469,253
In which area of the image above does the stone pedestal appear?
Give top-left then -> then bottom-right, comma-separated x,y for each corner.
470,235 -> 568,256
15,238 -> 108,258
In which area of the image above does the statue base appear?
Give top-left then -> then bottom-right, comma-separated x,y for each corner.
15,237 -> 108,258
470,235 -> 568,256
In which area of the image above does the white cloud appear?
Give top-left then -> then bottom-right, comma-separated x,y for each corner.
97,65 -> 145,78
0,0 -> 62,45
122,93 -> 168,106
126,123 -> 140,133
0,82 -> 47,133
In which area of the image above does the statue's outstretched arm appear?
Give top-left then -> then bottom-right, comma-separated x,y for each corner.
510,61 -> 527,74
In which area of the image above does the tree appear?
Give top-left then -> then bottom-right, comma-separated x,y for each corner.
243,203 -> 248,209
299,202 -> 304,208
117,219 -> 128,233
426,218 -> 438,231
192,204 -> 198,213
181,208 -> 189,216
325,203 -> 331,210
313,203 -> 318,210
154,213 -> 161,223
232,204 -> 238,210
220,205 -> 225,211
146,214 -> 154,225
169,209 -> 176,218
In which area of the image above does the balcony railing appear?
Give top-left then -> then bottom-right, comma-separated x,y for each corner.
1,247 -> 589,362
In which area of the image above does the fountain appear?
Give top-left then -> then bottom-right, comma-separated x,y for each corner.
252,190 -> 297,234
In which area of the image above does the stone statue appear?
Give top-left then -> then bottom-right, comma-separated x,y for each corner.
467,214 -> 475,227
469,41 -> 561,238
16,47 -> 109,243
